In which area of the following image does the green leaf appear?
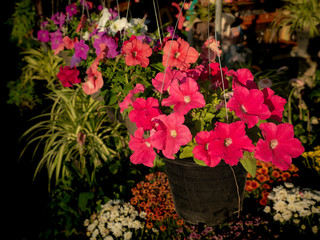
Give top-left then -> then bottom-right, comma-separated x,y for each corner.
193,157 -> 208,166
78,192 -> 94,212
179,145 -> 194,159
240,152 -> 257,177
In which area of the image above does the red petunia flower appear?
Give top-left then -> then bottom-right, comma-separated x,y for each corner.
227,68 -> 258,90
57,66 -> 81,87
162,37 -> 199,70
150,113 -> 192,159
262,87 -> 287,123
254,122 -> 305,171
129,97 -> 162,131
208,121 -> 255,166
122,38 -> 152,68
129,127 -> 156,167
119,83 -> 145,113
162,78 -> 206,115
193,131 -> 217,167
227,86 -> 271,128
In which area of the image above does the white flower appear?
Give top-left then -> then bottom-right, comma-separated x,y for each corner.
83,31 -> 90,41
293,218 -> 300,224
98,8 -> 111,32
84,219 -> 90,227
123,231 -> 133,240
282,210 -> 292,221
312,226 -> 318,234
104,236 -> 114,240
273,200 -> 287,212
258,78 -> 272,88
284,182 -> 294,188
273,213 -> 282,221
139,211 -> 147,219
110,18 -> 128,35
264,206 -> 271,213
92,229 -> 99,238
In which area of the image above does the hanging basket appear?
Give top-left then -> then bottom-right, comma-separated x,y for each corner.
164,157 -> 247,225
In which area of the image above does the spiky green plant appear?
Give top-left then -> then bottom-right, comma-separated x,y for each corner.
21,85 -> 127,189
272,0 -> 320,37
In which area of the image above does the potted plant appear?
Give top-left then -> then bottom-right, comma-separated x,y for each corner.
35,0 -> 305,225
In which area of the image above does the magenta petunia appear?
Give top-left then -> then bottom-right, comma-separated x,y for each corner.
262,87 -> 287,123
227,68 -> 258,90
75,39 -> 89,60
193,131 -> 218,167
50,30 -> 63,50
254,122 -> 305,171
162,78 -> 206,115
129,128 -> 156,167
66,3 -> 78,18
37,30 -> 50,42
57,66 -> 81,87
227,86 -> 271,128
128,97 -> 162,131
119,84 -> 145,113
208,121 -> 255,166
150,113 -> 192,159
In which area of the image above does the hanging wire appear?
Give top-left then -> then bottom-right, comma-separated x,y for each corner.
125,0 -> 131,21
159,0 -> 187,100
152,0 -> 162,46
155,0 -> 164,41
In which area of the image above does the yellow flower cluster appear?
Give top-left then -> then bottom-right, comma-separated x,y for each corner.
302,146 -> 320,174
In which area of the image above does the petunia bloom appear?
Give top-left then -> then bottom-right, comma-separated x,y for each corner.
200,38 -> 222,63
119,84 -> 145,113
37,30 -> 50,42
227,68 -> 258,90
254,122 -> 304,171
75,39 -> 89,60
50,30 -> 63,50
262,87 -> 287,123
122,38 -> 152,68
208,121 -> 255,166
162,78 -> 206,115
208,62 -> 229,90
66,3 -> 78,18
150,113 -> 192,159
152,68 -> 175,93
162,37 -> 199,70
57,66 -> 81,87
128,97 -> 162,131
93,32 -> 119,58
193,131 -> 217,167
129,127 -> 156,167
227,86 -> 271,128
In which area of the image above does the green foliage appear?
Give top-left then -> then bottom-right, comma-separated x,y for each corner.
272,0 -> 320,37
7,47 -> 64,110
9,0 -> 38,48
21,85 -> 127,189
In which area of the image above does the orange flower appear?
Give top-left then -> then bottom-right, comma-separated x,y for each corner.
173,214 -> 179,220
146,222 -> 153,229
130,197 -> 138,205
262,184 -> 271,190
272,170 -> 281,178
281,172 -> 291,181
250,180 -> 260,189
157,215 -> 164,222
160,225 -> 167,231
257,167 -> 269,176
262,190 -> 270,199
259,198 -> 268,206
257,174 -> 268,183
177,219 -> 184,225
247,172 -> 252,178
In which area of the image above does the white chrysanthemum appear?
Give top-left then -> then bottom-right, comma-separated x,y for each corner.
284,182 -> 294,188
263,206 -> 271,213
273,213 -> 282,221
84,219 -> 90,227
98,8 -> 111,32
312,226 -> 318,234
105,236 -> 114,240
123,231 -> 133,240
282,210 -> 293,221
273,200 -> 287,212
139,211 -> 147,219
110,17 -> 128,35
92,229 -> 99,238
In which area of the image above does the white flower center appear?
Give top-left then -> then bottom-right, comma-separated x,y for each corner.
184,95 -> 191,103
174,52 -> 180,58
224,138 -> 232,147
270,139 -> 278,149
133,51 -> 137,57
205,143 -> 209,151
240,105 -> 247,113
145,141 -> 151,148
170,130 -> 177,138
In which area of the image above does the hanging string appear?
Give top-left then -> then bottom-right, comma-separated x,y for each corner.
125,0 -> 131,21
152,0 -> 162,46
159,0 -> 187,100
115,0 -> 123,44
155,0 -> 164,42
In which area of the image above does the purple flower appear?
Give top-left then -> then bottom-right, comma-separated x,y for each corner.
70,54 -> 82,67
136,35 -> 152,44
37,30 -> 50,42
51,12 -> 66,28
109,8 -> 118,20
167,26 -> 179,39
66,3 -> 77,18
74,39 -> 89,60
50,30 -> 63,50
93,32 -> 118,58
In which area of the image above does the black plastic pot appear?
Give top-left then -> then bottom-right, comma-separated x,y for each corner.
164,157 -> 247,225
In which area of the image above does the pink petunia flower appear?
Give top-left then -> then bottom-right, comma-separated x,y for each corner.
119,84 -> 145,113
262,87 -> 287,123
227,86 -> 271,128
200,38 -> 222,63
54,36 -> 78,55
129,97 -> 162,131
208,62 -> 229,90
254,122 -> 304,171
162,37 -> 199,70
57,66 -> 81,87
37,30 -> 50,42
122,38 -> 152,68
75,39 -> 89,60
208,121 -> 255,166
129,128 -> 156,167
227,68 -> 258,90
66,3 -> 78,18
162,78 -> 206,115
152,68 -> 175,93
193,131 -> 217,167
150,113 -> 192,159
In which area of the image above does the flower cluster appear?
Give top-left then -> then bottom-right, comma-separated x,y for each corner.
302,146 -> 320,175
245,160 -> 299,206
130,172 -> 184,235
264,183 -> 320,237
84,199 -> 146,240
